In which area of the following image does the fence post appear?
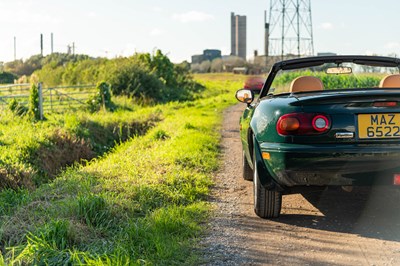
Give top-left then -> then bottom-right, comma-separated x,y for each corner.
38,82 -> 44,120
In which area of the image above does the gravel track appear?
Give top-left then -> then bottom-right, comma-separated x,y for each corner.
201,103 -> 400,265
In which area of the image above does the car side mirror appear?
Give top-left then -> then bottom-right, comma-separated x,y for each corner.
236,89 -> 254,104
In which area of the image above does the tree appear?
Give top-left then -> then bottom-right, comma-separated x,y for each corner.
210,58 -> 223,72
222,55 -> 246,67
199,60 -> 211,73
0,71 -> 17,84
190,63 -> 201,73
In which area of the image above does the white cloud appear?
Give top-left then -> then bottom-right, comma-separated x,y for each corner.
87,11 -> 97,18
149,28 -> 164,36
0,8 -> 62,24
220,46 -> 230,56
153,6 -> 163,13
172,11 -> 214,23
364,50 -> 374,56
385,42 -> 400,50
120,43 -> 137,57
319,22 -> 334,30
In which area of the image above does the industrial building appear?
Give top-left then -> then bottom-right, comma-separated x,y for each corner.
230,12 -> 246,60
191,49 -> 221,64
203,49 -> 221,61
191,54 -> 204,64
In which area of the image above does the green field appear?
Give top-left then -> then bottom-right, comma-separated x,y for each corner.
271,71 -> 383,94
0,74 -> 245,265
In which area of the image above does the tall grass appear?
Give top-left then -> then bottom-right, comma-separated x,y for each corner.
0,105 -> 160,189
0,73 -> 244,265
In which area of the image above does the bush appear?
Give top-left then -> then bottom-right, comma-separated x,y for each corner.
87,81 -> 114,112
0,71 -> 17,84
109,50 -> 204,102
8,98 -> 28,116
32,50 -> 204,105
106,59 -> 166,103
28,83 -> 41,121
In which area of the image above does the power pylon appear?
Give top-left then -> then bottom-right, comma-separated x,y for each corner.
267,0 -> 314,58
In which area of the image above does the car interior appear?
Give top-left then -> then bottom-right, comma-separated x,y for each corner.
379,74 -> 400,88
286,73 -> 400,93
289,76 -> 324,93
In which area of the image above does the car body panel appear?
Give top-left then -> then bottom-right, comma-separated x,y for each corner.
260,142 -> 400,187
238,55 -> 400,193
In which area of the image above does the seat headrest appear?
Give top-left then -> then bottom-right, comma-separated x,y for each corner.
289,76 -> 324,93
379,74 -> 400,88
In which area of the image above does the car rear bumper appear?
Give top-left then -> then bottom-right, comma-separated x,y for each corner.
259,142 -> 400,187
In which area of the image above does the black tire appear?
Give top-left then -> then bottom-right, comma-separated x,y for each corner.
253,149 -> 282,218
242,150 -> 253,181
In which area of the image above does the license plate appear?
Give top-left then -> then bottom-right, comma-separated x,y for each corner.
358,113 -> 400,139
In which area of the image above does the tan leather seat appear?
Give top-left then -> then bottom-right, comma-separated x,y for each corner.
379,74 -> 400,88
289,76 -> 324,93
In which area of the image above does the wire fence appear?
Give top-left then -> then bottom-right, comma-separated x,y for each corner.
0,83 -> 97,115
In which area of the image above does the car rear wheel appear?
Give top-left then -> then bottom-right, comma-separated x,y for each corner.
253,149 -> 282,218
243,150 -> 253,181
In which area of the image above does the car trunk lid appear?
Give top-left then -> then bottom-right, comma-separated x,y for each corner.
288,89 -> 400,144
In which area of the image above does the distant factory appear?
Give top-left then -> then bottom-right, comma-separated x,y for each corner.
191,2 -> 320,73
190,12 -> 247,67
230,12 -> 246,60
191,49 -> 222,65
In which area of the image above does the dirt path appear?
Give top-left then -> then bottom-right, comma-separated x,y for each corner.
201,104 -> 400,265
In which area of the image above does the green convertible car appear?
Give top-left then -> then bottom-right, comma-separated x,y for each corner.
236,55 -> 400,218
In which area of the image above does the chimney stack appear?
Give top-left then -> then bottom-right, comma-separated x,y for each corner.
264,10 -> 269,57
40,33 -> 43,56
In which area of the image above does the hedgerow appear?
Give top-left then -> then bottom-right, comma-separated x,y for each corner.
34,50 -> 203,104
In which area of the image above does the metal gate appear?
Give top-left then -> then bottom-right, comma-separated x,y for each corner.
0,83 -> 97,115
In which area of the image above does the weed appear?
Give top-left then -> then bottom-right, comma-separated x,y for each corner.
8,99 -> 28,117
10,233 -> 76,265
183,122 -> 197,130
152,129 -> 170,140
76,194 -> 112,228
37,220 -> 75,250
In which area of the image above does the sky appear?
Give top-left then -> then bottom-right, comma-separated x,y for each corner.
0,0 -> 399,63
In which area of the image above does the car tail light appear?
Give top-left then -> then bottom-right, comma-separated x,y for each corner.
277,113 -> 331,136
312,115 -> 329,132
278,117 -> 300,132
373,101 -> 397,107
393,174 -> 400,185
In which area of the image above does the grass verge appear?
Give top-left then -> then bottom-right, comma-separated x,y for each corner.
0,105 -> 160,189
0,74 -> 244,265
